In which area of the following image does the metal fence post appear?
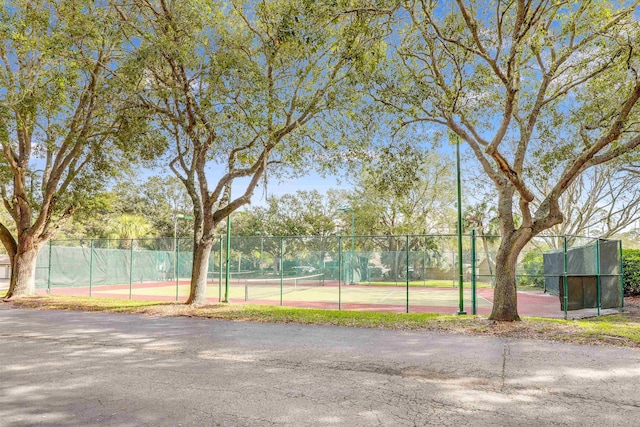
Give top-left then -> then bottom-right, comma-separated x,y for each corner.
423,248 -> 426,287
338,236 -> 342,310
89,239 -> 94,297
456,134 -> 465,315
456,244 -> 466,315
563,236 -> 568,320
47,240 -> 52,294
219,236 -> 223,303
406,235 -> 410,313
129,239 -> 134,300
596,239 -> 601,316
106,239 -> 110,285
280,237 -> 284,306
619,240 -> 625,310
225,219 -> 231,303
176,238 -> 180,301
472,230 -> 477,315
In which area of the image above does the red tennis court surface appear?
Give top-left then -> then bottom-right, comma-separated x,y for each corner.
36,280 -> 580,318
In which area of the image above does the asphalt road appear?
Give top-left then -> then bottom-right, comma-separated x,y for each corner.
1,305 -> 640,426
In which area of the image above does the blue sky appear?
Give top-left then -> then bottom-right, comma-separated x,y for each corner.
218,138 -> 483,210
230,172 -> 349,208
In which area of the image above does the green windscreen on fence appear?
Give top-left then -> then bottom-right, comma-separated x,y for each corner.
542,238 -> 622,310
32,234 -> 624,319
36,238 -> 194,289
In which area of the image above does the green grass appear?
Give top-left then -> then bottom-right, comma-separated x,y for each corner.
7,295 -> 165,312
202,305 -> 463,329
6,295 -> 481,330
562,315 -> 640,344
5,294 -> 640,347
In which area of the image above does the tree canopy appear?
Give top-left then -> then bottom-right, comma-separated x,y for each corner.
118,0 -> 392,304
0,0 -> 163,298
372,0 -> 640,320
2,1 -> 640,323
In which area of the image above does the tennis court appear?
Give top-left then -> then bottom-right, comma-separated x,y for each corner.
39,274 -> 575,316
33,234 -> 624,318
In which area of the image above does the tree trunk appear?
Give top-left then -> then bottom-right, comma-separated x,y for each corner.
186,240 -> 213,305
4,239 -> 41,299
489,231 -> 531,321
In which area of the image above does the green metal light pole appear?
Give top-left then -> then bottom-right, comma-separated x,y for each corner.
89,239 -> 94,297
224,215 -> 231,303
338,236 -> 342,309
596,238 -> 601,316
218,236 -> 223,302
47,240 -> 52,294
455,134 -> 466,315
471,229 -> 477,315
338,206 -> 355,284
619,240 -> 625,310
563,236 -> 568,320
350,210 -> 354,284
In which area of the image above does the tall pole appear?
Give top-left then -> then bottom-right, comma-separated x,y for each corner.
173,216 -> 178,282
619,240 -> 625,310
47,240 -> 52,294
89,239 -> 94,297
563,236 -> 568,320
129,239 -> 134,300
280,237 -> 284,306
350,210 -> 355,285
406,234 -> 409,313
175,238 -> 180,301
471,229 -> 477,315
338,236 -> 342,309
224,215 -> 231,303
596,238 -> 601,316
456,135 -> 466,315
219,236 -> 223,302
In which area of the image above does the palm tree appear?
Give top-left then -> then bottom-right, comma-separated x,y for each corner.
464,202 -> 500,286
106,214 -> 155,249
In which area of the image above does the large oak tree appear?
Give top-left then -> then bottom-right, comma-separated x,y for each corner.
379,0 -> 640,320
0,0 -> 160,298
120,0 -> 391,304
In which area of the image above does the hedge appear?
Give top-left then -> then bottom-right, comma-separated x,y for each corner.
519,251 -> 544,288
623,249 -> 640,296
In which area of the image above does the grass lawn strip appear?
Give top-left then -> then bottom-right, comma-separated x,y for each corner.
5,295 -> 640,348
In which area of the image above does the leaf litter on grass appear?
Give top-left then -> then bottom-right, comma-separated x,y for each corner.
5,295 -> 640,348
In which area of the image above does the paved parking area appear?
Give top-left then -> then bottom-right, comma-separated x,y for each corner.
1,305 -> 639,426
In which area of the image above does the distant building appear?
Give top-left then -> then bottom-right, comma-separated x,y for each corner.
0,254 -> 10,279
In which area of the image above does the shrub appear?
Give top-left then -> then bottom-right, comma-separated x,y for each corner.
623,249 -> 640,296
519,251 -> 544,288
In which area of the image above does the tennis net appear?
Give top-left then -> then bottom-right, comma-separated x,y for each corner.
239,273 -> 325,301
206,270 -> 260,283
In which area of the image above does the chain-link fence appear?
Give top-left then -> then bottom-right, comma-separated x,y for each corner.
34,234 -> 624,318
